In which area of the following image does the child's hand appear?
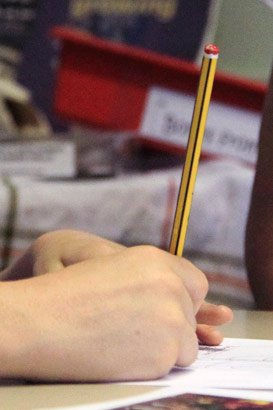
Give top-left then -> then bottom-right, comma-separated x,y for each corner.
0,229 -> 233,349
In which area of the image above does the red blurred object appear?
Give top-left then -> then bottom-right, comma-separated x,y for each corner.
52,26 -> 266,133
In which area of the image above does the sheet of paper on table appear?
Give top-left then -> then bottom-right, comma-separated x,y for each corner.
128,338 -> 273,389
47,338 -> 273,410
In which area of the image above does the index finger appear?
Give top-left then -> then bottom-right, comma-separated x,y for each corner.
33,230 -> 126,275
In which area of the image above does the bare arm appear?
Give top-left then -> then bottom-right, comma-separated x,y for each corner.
0,244 -> 208,381
2,230 -> 233,343
245,66 -> 273,310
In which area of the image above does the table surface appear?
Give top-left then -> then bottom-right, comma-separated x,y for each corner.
0,310 -> 272,410
218,309 -> 273,340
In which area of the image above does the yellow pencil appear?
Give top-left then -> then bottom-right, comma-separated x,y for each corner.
169,44 -> 219,257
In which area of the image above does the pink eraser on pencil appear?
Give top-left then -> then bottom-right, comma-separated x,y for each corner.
204,44 -> 219,58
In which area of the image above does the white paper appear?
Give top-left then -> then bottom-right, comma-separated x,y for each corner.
51,339 -> 273,409
192,337 -> 273,372
128,338 -> 273,389
5,340 -> 273,410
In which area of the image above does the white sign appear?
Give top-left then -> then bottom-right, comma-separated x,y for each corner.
0,140 -> 76,178
140,87 -> 261,164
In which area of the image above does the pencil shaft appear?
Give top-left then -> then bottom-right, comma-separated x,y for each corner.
169,50 -> 218,257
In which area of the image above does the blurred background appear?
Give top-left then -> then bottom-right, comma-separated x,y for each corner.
0,0 -> 272,309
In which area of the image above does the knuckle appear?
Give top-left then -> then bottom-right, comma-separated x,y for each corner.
33,230 -> 64,250
82,240 -> 110,258
181,341 -> 199,367
148,341 -> 178,379
129,245 -> 167,280
132,245 -> 163,261
177,332 -> 199,367
32,232 -> 52,253
192,280 -> 208,308
95,240 -> 118,255
183,258 -> 208,299
196,270 -> 209,299
129,247 -> 189,295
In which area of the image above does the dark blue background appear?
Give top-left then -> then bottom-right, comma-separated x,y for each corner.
16,0 -> 212,127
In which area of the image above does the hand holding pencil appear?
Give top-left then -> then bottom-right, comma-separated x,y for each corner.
168,45 -> 233,345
